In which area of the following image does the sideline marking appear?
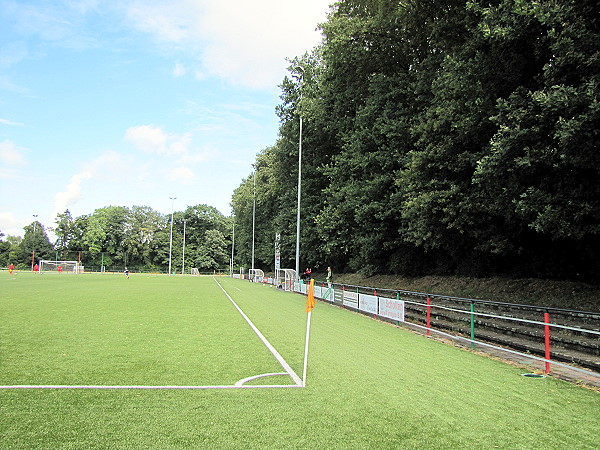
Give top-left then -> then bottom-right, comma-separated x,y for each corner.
0,373 -> 300,390
213,278 -> 303,386
0,384 -> 302,390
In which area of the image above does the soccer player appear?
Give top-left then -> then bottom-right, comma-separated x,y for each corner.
57,265 -> 63,274
9,263 -> 14,274
124,268 -> 129,279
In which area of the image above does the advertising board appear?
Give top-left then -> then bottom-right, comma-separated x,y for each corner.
378,297 -> 405,321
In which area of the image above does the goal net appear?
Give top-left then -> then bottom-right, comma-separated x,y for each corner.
191,268 -> 200,276
275,268 -> 297,291
248,268 -> 264,283
39,260 -> 83,274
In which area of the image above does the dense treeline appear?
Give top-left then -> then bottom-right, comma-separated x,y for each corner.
231,0 -> 600,282
0,205 -> 232,272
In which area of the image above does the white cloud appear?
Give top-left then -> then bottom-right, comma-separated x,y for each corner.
0,140 -> 27,166
180,144 -> 216,164
51,150 -> 134,218
4,0 -> 100,47
0,118 -> 25,126
125,0 -> 329,88
173,62 -> 186,77
53,170 -> 93,217
125,125 -> 190,156
0,211 -> 23,237
125,1 -> 195,44
167,166 -> 195,183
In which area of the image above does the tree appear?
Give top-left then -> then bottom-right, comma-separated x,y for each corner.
16,221 -> 54,268
194,229 -> 229,271
468,0 -> 600,279
83,206 -> 130,266
123,205 -> 167,270
230,0 -> 600,282
0,231 -> 11,267
53,210 -> 75,259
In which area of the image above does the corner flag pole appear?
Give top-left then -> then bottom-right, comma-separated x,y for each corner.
302,279 -> 315,387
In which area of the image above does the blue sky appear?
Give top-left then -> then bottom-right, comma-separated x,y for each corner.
0,0 -> 330,239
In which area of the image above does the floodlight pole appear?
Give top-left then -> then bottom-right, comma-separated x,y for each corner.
252,168 -> 256,273
168,197 -> 176,276
31,214 -> 38,271
181,219 -> 186,275
295,70 -> 303,280
230,217 -> 235,277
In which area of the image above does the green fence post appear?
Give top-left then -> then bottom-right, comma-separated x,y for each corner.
470,302 -> 475,349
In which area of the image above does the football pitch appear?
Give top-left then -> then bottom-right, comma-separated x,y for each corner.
1,273 -> 599,448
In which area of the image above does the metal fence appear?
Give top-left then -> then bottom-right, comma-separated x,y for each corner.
248,275 -> 600,383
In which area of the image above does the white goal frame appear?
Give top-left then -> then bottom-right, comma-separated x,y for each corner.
275,268 -> 297,291
39,260 -> 83,274
190,268 -> 200,276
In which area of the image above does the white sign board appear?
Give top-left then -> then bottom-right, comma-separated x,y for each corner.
359,294 -> 378,314
378,297 -> 405,322
274,233 -> 280,270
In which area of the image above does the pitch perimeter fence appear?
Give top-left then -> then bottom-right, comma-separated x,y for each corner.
244,275 -> 600,384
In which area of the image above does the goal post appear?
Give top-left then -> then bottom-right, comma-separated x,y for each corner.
39,260 -> 83,274
190,268 -> 200,276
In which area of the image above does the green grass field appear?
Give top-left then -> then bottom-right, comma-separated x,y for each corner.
1,272 -> 599,448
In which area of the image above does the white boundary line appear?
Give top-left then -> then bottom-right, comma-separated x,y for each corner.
213,278 -> 303,386
0,278 -> 302,390
0,384 -> 302,390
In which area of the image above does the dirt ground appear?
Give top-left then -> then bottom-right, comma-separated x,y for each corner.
326,273 -> 600,312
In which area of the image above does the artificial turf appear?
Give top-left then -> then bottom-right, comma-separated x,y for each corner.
1,272 -> 598,448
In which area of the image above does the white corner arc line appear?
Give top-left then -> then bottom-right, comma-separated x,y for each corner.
235,372 -> 290,387
214,278 -> 303,387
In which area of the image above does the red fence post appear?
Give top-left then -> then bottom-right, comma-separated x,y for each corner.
427,297 -> 431,336
544,311 -> 551,374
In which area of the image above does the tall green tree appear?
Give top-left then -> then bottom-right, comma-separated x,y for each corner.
231,0 -> 600,282
0,231 -> 11,267
53,210 -> 75,260
16,221 -> 54,268
468,0 -> 600,278
193,229 -> 229,271
123,205 -> 167,270
82,206 -> 130,267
